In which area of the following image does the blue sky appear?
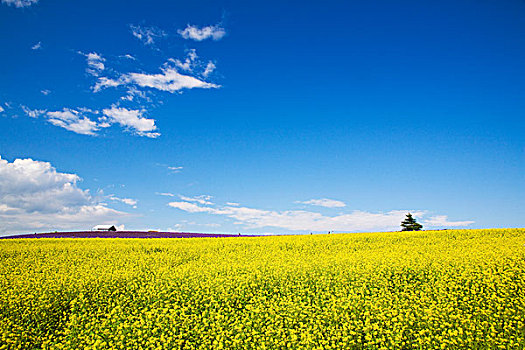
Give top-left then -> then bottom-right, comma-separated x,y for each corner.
1,0 -> 524,235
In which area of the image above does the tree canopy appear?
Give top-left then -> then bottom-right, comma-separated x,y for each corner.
401,213 -> 423,231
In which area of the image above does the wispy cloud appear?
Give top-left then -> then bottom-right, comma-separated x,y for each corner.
170,49 -> 198,72
203,62 -> 216,77
40,105 -> 160,138
94,65 -> 219,93
168,166 -> 183,173
1,0 -> 38,8
157,192 -> 175,197
0,106 -> 4,113
297,198 -> 346,208
169,201 -> 212,213
168,221 -> 220,231
168,199 -> 472,232
93,77 -> 122,92
178,195 -> 213,205
127,56 -> 220,92
0,155 -> 127,235
21,105 -> 46,118
18,33 -> 220,139
109,195 -> 138,208
423,215 -> 475,227
120,86 -> 148,102
46,109 -> 102,136
178,24 -> 226,41
31,41 -> 42,50
168,200 -> 422,231
40,89 -> 51,95
101,106 -> 159,138
79,52 -> 105,76
129,24 -> 166,45
94,65 -> 220,93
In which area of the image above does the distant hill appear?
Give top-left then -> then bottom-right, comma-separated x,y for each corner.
0,231 -> 245,239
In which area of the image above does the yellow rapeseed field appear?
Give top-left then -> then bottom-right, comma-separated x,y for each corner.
0,229 -> 524,350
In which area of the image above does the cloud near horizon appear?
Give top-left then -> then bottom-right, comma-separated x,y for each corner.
298,198 -> 346,208
0,156 -> 127,235
168,199 -> 474,232
423,215 -> 475,227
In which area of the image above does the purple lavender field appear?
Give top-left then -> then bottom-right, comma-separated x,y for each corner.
0,231 -> 244,239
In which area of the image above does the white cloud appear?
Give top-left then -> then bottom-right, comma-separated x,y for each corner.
41,89 -> 51,95
79,52 -> 105,76
93,51 -> 220,95
168,51 -> 217,78
129,25 -> 166,45
109,195 -> 138,208
44,106 -> 159,138
128,68 -> 219,92
102,106 -> 159,138
122,54 -> 136,60
203,61 -> 216,77
178,194 -> 213,205
171,221 -> 220,230
178,24 -> 226,41
424,215 -> 474,227
168,166 -> 183,173
157,192 -> 175,197
87,53 -> 105,70
21,105 -> 46,118
77,107 -> 98,114
171,49 -> 198,72
121,87 -> 149,103
226,202 -> 240,206
1,0 -> 38,7
0,106 -> 4,113
31,41 -> 42,50
0,155 -> 127,235
94,66 -> 219,93
298,198 -> 346,208
168,224 -> 184,231
168,201 -> 213,213
168,199 -> 430,232
46,109 -> 101,136
92,77 -> 122,92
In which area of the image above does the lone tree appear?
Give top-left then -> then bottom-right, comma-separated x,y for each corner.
400,213 -> 423,231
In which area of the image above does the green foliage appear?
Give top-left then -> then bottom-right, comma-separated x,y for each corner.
401,212 -> 423,231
